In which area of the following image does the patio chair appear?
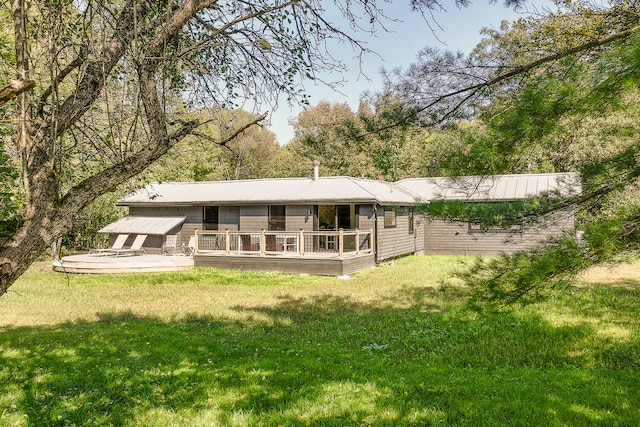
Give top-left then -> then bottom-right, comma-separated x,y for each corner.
89,234 -> 129,256
163,234 -> 178,255
111,234 -> 148,257
282,236 -> 297,253
186,235 -> 196,257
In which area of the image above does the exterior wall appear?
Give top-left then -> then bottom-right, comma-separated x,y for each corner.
126,202 -> 426,259
219,206 -> 240,231
423,207 -> 576,256
375,207 -> 426,262
127,206 -> 203,251
239,205 -> 269,230
130,204 -> 376,234
106,234 -> 166,255
357,205 -> 375,232
286,205 -> 315,231
109,207 -> 190,254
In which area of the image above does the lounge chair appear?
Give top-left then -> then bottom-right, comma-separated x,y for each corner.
163,235 -> 178,255
109,234 -> 148,257
89,234 -> 129,256
186,235 -> 196,257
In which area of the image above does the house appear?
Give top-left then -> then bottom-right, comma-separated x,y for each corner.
91,170 -> 581,276
114,173 -> 424,276
398,172 -> 581,256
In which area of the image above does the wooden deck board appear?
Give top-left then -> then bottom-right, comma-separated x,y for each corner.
53,254 -> 194,274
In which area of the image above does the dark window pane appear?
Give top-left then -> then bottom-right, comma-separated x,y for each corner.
269,205 -> 286,231
204,206 -> 219,230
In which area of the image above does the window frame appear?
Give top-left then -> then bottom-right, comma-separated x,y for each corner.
203,206 -> 219,230
383,206 -> 397,229
408,208 -> 414,234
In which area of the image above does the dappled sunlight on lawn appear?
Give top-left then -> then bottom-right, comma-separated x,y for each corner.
578,261 -> 640,289
0,289 -> 638,425
0,256 -> 639,425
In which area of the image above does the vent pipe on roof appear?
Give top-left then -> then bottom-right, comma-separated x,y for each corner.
313,160 -> 320,181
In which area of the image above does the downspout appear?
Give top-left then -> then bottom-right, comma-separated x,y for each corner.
373,204 -> 378,262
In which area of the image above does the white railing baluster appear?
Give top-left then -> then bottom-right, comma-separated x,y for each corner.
194,229 -> 372,258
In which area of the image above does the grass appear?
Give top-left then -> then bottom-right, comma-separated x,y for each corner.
0,256 -> 639,426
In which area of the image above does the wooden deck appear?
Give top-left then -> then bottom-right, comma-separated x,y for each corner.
53,254 -> 194,274
194,253 -> 376,276
54,227 -> 376,276
53,252 -> 375,276
191,229 -> 376,276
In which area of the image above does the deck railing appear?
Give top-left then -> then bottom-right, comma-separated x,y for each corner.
194,229 -> 373,259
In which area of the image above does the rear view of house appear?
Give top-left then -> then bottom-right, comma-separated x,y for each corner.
116,175 -> 424,275
60,170 -> 581,276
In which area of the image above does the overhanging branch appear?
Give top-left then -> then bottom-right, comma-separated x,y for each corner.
378,24 -> 640,134
191,111 -> 268,153
0,79 -> 36,105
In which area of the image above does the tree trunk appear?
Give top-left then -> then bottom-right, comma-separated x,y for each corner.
0,218 -> 68,296
0,0 -> 270,297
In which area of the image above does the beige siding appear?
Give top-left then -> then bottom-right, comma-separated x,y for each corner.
178,223 -> 200,248
219,206 -> 240,231
423,208 -> 575,256
376,207 -> 426,262
286,205 -> 315,231
357,204 -> 375,231
239,205 -> 269,230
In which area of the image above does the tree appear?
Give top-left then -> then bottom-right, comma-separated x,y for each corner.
287,97 -> 424,180
288,101 -> 372,177
0,0 -> 426,297
147,108 -> 288,181
382,0 -> 640,305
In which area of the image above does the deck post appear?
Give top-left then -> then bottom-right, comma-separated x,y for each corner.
339,228 -> 344,259
225,229 -> 230,255
369,228 -> 374,253
261,229 -> 266,257
195,230 -> 199,255
299,229 -> 304,256
355,229 -> 360,256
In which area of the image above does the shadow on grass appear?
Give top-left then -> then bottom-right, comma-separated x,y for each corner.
1,288 -> 639,426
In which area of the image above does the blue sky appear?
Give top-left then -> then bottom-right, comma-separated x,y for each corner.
265,1 -> 549,144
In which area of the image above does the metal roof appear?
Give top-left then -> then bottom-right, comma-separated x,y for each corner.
396,172 -> 581,202
118,177 -> 421,206
117,173 -> 581,207
98,216 -> 187,235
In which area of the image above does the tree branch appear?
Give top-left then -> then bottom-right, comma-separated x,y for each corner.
381,24 -> 640,134
0,79 -> 36,105
478,24 -> 640,89
191,111 -> 268,152
37,46 -> 88,116
53,0 -> 153,139
176,0 -> 301,58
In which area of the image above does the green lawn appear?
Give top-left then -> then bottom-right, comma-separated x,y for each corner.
0,256 -> 638,426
